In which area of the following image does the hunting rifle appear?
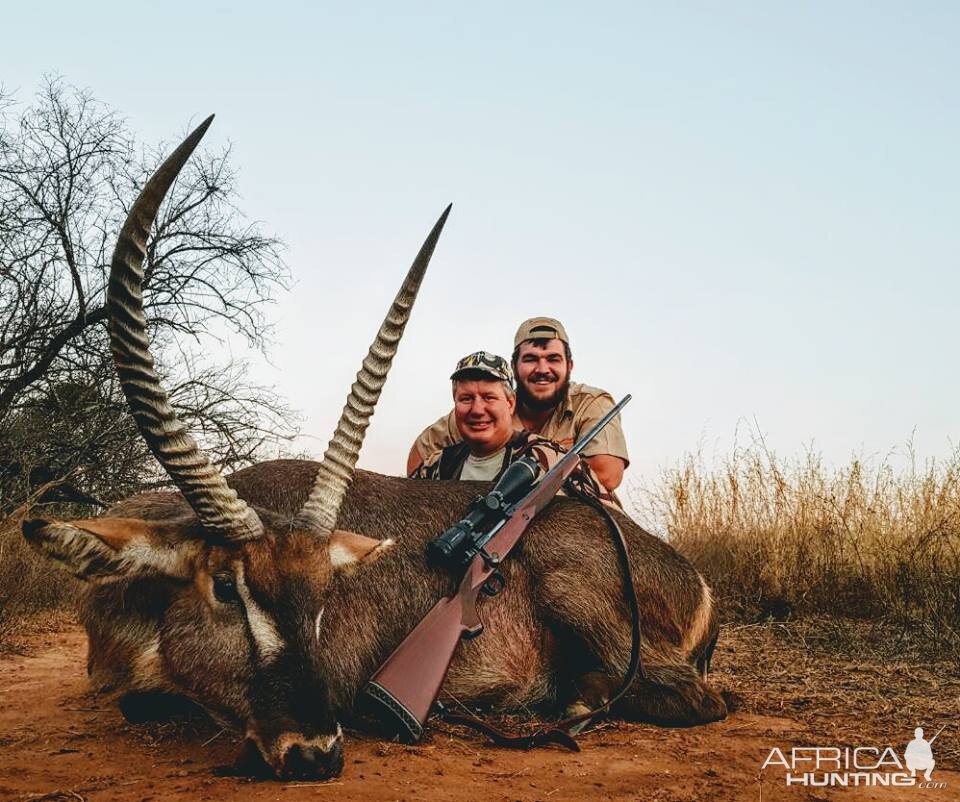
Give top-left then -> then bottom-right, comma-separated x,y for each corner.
364,395 -> 633,745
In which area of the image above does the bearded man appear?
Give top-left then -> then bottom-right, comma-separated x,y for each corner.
411,351 -> 608,507
407,317 -> 629,492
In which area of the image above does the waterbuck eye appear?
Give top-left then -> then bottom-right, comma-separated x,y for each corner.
213,572 -> 240,604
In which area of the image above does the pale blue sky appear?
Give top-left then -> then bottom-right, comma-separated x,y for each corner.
5,2 -> 958,488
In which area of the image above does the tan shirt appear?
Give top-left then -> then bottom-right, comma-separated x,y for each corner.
414,430 -> 622,509
413,382 -> 630,465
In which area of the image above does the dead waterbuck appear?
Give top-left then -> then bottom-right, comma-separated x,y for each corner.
22,117 -> 727,781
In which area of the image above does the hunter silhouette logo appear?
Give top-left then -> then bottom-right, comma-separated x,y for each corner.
761,725 -> 948,789
904,726 -> 944,782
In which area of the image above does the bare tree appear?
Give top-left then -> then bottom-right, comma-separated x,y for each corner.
0,77 -> 296,511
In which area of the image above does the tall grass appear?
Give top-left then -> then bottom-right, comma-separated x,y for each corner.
639,439 -> 960,654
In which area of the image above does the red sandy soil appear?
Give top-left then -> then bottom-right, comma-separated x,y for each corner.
1,624 -> 957,802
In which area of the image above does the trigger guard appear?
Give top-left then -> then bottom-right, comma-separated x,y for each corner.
481,572 -> 506,597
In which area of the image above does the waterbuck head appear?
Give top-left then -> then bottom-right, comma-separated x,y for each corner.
22,116 -> 450,780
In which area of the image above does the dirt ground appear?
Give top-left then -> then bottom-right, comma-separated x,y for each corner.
1,620 -> 957,802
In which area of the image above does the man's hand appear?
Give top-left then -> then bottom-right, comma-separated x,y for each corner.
406,443 -> 424,476
584,454 -> 625,491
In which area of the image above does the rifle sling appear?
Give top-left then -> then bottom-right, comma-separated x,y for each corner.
437,483 -> 644,751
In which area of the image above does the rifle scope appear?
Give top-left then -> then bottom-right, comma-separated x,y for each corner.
427,455 -> 541,570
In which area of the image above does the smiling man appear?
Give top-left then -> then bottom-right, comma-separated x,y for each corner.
407,318 -> 629,492
412,351 -> 530,480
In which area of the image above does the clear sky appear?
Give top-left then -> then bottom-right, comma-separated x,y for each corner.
5,2 -> 958,490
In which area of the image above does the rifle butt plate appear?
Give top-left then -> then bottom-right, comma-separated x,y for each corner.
363,681 -> 424,744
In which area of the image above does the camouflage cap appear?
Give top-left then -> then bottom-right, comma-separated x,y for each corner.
450,351 -> 514,389
513,316 -> 570,348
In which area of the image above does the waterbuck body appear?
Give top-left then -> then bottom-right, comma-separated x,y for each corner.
76,462 -> 724,745
22,117 -> 726,781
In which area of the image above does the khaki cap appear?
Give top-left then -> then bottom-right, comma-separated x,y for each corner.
513,316 -> 570,348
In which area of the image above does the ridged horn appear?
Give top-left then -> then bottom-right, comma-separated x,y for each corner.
108,115 -> 262,542
296,204 -> 452,532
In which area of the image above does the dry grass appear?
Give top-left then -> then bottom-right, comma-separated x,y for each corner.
712,619 -> 960,771
636,437 -> 960,659
0,495 -> 80,653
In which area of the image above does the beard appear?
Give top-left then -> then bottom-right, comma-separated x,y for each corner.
517,374 -> 570,413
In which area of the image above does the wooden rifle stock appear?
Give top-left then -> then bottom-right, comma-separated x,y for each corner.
364,560 -> 485,741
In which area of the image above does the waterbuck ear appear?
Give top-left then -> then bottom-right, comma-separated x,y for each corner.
328,529 -> 394,570
22,516 -> 199,583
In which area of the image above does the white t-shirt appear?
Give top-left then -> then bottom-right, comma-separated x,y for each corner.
459,448 -> 506,481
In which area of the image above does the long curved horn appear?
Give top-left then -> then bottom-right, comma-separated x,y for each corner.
296,205 -> 452,532
108,116 -> 262,541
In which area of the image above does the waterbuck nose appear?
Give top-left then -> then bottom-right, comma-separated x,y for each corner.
281,739 -> 344,780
